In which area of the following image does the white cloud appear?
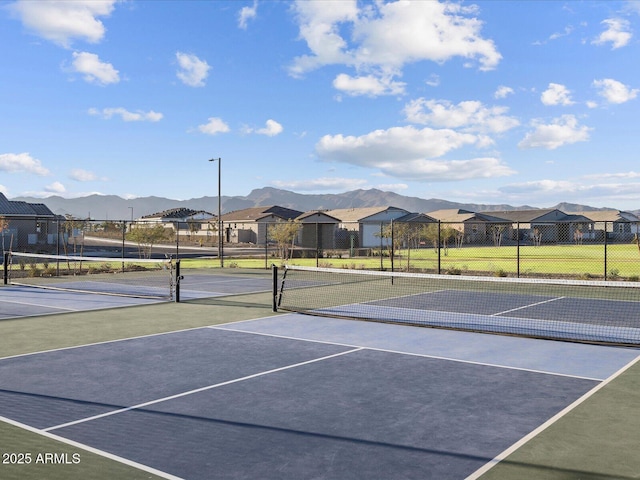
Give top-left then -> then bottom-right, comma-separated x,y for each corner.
0,152 -> 50,176
333,73 -> 406,96
256,119 -> 283,136
494,86 -> 514,99
403,99 -> 519,134
376,183 -> 408,191
238,0 -> 258,29
71,51 -> 119,85
290,1 -> 501,95
198,117 -> 230,135
272,177 -> 369,191
592,18 -> 632,49
425,74 -> 440,87
518,115 -> 591,150
176,52 -> 211,87
541,83 -> 574,106
88,107 -> 163,122
288,0 -> 358,77
499,179 -> 640,206
315,126 -> 514,181
69,169 -> 98,182
500,179 -> 579,195
8,0 -> 118,48
45,181 -> 66,194
584,171 -> 640,179
549,25 -> 574,41
593,78 -> 639,104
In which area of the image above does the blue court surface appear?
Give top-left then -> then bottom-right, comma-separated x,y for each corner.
1,313 -> 638,480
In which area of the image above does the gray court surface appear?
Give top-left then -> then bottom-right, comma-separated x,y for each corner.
1,315 -> 637,480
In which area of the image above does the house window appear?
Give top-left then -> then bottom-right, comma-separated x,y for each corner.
471,224 -> 478,234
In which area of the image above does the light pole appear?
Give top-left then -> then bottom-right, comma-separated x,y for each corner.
209,157 -> 223,267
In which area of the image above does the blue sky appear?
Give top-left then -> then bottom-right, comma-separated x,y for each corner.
2,1 -> 640,210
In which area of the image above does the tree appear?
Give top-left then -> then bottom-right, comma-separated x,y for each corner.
61,216 -> 87,256
127,224 -> 172,258
422,223 -> 459,255
268,220 -> 300,260
491,224 -> 506,247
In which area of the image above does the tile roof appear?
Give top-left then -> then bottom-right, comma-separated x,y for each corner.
324,206 -> 409,222
221,205 -> 303,222
0,193 -> 55,216
142,208 -> 213,220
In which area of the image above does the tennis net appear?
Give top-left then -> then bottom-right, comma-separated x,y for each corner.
4,252 -> 177,300
275,265 -> 640,346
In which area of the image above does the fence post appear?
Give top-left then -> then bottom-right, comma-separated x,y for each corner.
516,222 -> 520,278
380,222 -> 383,271
3,252 -> 8,284
604,221 -> 608,280
264,223 -> 268,269
121,221 -> 126,272
437,221 -> 441,274
391,219 -> 394,273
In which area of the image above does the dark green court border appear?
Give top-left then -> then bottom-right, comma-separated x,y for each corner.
477,355 -> 640,480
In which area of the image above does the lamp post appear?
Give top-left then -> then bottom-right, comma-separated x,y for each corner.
208,157 -> 223,267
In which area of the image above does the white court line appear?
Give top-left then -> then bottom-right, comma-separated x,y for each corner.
0,297 -> 79,312
0,315 -> 281,362
465,353 -> 640,480
0,415 -> 184,480
213,325 -> 603,381
43,347 -> 363,432
493,296 -> 565,316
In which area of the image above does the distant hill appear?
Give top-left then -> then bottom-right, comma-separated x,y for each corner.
12,187 -> 624,220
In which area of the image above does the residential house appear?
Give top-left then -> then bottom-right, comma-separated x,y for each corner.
427,209 -> 511,245
573,210 -> 640,241
295,210 -> 340,251
140,208 -> 216,240
324,207 -> 411,248
481,209 -> 592,244
0,193 -> 58,250
221,206 -> 303,245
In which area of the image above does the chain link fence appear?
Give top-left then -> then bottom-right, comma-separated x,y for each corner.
3,216 -> 639,281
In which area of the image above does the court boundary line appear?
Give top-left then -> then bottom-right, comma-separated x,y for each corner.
0,296 -> 80,312
465,353 -> 640,480
212,324 -> 604,381
43,347 -> 363,433
0,315 -> 279,361
0,415 -> 183,480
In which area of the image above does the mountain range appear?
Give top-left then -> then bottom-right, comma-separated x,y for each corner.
13,187 -> 626,220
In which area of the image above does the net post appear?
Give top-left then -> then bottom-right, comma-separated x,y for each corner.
175,259 -> 181,303
3,252 -> 8,285
271,264 -> 278,312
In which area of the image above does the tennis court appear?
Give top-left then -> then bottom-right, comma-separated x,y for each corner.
1,267 -> 639,479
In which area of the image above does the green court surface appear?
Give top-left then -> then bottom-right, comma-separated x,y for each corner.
1,268 -> 639,480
